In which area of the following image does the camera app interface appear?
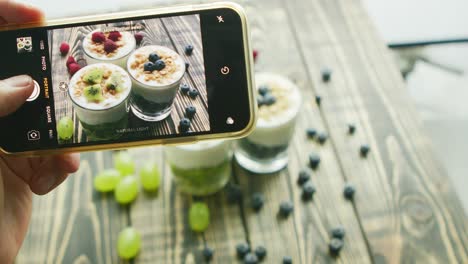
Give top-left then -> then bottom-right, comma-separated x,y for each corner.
0,13 -> 211,152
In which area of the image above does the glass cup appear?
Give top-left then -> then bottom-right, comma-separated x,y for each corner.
83,30 -> 136,68
235,72 -> 301,173
68,63 -> 132,140
127,45 -> 186,122
165,140 -> 232,196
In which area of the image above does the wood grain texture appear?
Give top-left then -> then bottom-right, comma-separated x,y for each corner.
16,0 -> 467,263
284,0 -> 468,263
16,152 -> 129,264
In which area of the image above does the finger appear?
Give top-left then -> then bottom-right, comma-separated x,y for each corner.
30,153 -> 80,195
0,1 -> 44,25
0,75 -> 34,117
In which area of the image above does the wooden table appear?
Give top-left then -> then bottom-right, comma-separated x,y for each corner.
16,0 -> 468,263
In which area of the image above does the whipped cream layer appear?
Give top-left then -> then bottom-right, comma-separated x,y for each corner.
165,140 -> 232,170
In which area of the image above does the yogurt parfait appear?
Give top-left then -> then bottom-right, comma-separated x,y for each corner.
235,72 -> 301,173
127,45 -> 186,122
68,63 -> 132,140
83,30 -> 136,68
165,140 -> 232,196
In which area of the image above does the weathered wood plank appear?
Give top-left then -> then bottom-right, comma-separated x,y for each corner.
128,147 -> 247,263
16,152 -> 129,264
231,0 -> 372,262
285,0 -> 468,263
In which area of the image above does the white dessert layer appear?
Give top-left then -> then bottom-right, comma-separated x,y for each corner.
83,30 -> 135,61
248,72 -> 301,147
165,140 -> 232,170
68,63 -> 131,125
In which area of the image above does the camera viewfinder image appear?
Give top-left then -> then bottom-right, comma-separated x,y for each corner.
17,37 -> 33,53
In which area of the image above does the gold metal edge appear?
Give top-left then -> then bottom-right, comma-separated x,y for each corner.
1,2 -> 257,156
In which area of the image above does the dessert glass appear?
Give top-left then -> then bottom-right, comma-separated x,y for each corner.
127,45 -> 186,122
68,63 -> 132,140
83,30 -> 136,68
165,140 -> 232,196
235,72 -> 301,173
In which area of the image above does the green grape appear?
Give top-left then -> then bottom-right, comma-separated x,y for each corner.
94,169 -> 121,192
117,227 -> 141,259
115,176 -> 139,204
57,116 -> 74,140
114,151 -> 135,176
140,162 -> 161,192
189,202 -> 210,232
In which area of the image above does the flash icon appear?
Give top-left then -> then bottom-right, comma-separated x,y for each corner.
226,117 -> 234,125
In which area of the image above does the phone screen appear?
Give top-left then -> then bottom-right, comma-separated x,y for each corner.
0,7 -> 254,153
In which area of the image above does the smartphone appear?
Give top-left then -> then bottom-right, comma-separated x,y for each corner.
0,2 -> 256,155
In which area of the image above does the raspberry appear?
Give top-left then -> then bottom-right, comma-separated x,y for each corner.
108,31 -> 122,41
91,31 -> 106,43
134,32 -> 143,45
59,42 -> 70,55
253,50 -> 259,62
66,56 -> 76,67
68,63 -> 81,76
103,39 -> 118,53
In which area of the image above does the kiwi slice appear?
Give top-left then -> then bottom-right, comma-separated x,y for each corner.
105,72 -> 124,92
83,84 -> 104,102
83,68 -> 104,84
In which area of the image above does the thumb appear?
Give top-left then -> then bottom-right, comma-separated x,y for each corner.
0,75 -> 34,117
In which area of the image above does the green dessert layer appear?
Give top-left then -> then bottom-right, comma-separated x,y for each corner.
80,113 -> 128,141
170,159 -> 231,195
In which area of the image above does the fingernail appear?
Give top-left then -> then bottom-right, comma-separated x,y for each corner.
37,176 -> 57,194
6,75 -> 33,88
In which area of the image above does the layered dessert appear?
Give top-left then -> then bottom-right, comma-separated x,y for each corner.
165,140 -> 232,196
83,30 -> 136,68
68,63 -> 132,140
127,45 -> 186,122
235,72 -> 301,173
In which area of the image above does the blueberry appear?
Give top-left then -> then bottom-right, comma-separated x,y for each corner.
301,182 -> 316,201
297,170 -> 310,186
306,128 -> 317,139
308,153 -> 320,170
254,246 -> 267,260
279,201 -> 294,218
317,133 -> 328,145
185,106 -> 196,119
321,68 -> 332,82
244,253 -> 258,264
179,118 -> 191,133
330,226 -> 346,239
257,97 -> 265,107
360,145 -> 370,157
329,238 -> 344,256
202,247 -> 214,261
180,83 -> 190,94
283,256 -> 293,264
226,184 -> 243,204
185,62 -> 190,71
258,85 -> 270,96
148,53 -> 160,63
315,95 -> 322,106
251,192 -> 264,211
185,44 -> 194,55
188,88 -> 199,99
263,94 -> 276,106
348,124 -> 356,135
153,59 -> 166,71
236,242 -> 250,259
343,183 -> 356,200
144,62 -> 154,72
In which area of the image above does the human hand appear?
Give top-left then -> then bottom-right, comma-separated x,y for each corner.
0,2 -> 80,263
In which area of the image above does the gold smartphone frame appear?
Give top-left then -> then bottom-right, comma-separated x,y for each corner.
0,2 -> 256,156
